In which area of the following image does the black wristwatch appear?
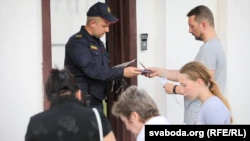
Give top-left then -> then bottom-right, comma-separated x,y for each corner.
173,85 -> 178,94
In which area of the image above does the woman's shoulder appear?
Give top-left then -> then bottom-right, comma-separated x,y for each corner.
203,96 -> 224,107
202,96 -> 230,114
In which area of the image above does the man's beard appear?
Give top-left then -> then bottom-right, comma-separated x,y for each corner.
193,33 -> 203,41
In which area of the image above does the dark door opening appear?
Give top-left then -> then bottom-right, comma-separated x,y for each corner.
105,0 -> 137,141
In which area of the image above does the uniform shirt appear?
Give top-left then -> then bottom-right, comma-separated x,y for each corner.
197,96 -> 231,124
64,26 -> 124,100
184,38 -> 227,125
25,99 -> 112,141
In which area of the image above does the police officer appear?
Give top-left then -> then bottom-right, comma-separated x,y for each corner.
64,2 -> 142,112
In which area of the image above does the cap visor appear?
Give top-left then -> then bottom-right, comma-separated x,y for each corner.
103,15 -> 119,24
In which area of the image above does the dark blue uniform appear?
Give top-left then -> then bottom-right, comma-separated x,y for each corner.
64,26 -> 124,110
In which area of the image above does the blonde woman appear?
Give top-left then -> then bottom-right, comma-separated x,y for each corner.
112,86 -> 169,141
178,61 -> 232,124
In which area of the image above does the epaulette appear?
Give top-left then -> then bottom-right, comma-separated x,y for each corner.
75,34 -> 83,38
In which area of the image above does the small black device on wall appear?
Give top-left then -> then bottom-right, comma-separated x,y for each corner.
140,33 -> 148,50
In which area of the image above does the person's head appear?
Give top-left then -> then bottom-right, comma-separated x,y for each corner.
45,68 -> 81,107
187,5 -> 215,41
112,86 -> 159,136
178,61 -> 233,123
178,61 -> 212,99
86,2 -> 118,38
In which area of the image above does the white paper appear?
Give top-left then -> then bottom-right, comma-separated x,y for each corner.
160,77 -> 168,85
112,58 -> 136,68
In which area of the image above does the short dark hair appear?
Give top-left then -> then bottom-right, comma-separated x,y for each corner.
45,67 -> 80,107
187,5 -> 214,27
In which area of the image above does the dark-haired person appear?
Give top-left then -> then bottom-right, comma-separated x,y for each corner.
145,5 -> 227,124
25,68 -> 116,141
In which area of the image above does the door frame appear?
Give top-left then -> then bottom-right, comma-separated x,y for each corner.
41,0 -> 51,110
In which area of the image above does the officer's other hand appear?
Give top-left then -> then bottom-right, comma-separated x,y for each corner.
145,67 -> 164,78
124,67 -> 142,78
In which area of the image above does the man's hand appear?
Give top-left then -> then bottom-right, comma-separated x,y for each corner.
124,67 -> 142,78
144,67 -> 165,78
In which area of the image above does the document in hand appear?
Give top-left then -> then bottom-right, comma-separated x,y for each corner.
112,58 -> 136,68
160,77 -> 168,85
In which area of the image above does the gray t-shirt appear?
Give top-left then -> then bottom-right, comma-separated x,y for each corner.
194,38 -> 227,93
184,38 -> 227,124
197,96 -> 231,124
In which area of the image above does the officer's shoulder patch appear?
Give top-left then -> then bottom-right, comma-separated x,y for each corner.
75,34 -> 82,38
90,45 -> 98,50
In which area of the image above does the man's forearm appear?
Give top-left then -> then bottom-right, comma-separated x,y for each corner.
164,70 -> 180,82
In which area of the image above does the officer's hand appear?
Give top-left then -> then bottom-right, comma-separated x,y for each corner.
124,67 -> 142,78
145,67 -> 165,78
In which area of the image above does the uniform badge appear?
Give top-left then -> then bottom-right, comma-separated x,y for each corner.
108,7 -> 111,13
90,45 -> 98,50
75,34 -> 82,38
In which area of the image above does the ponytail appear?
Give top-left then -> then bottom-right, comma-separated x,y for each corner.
45,68 -> 80,108
209,80 -> 233,123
